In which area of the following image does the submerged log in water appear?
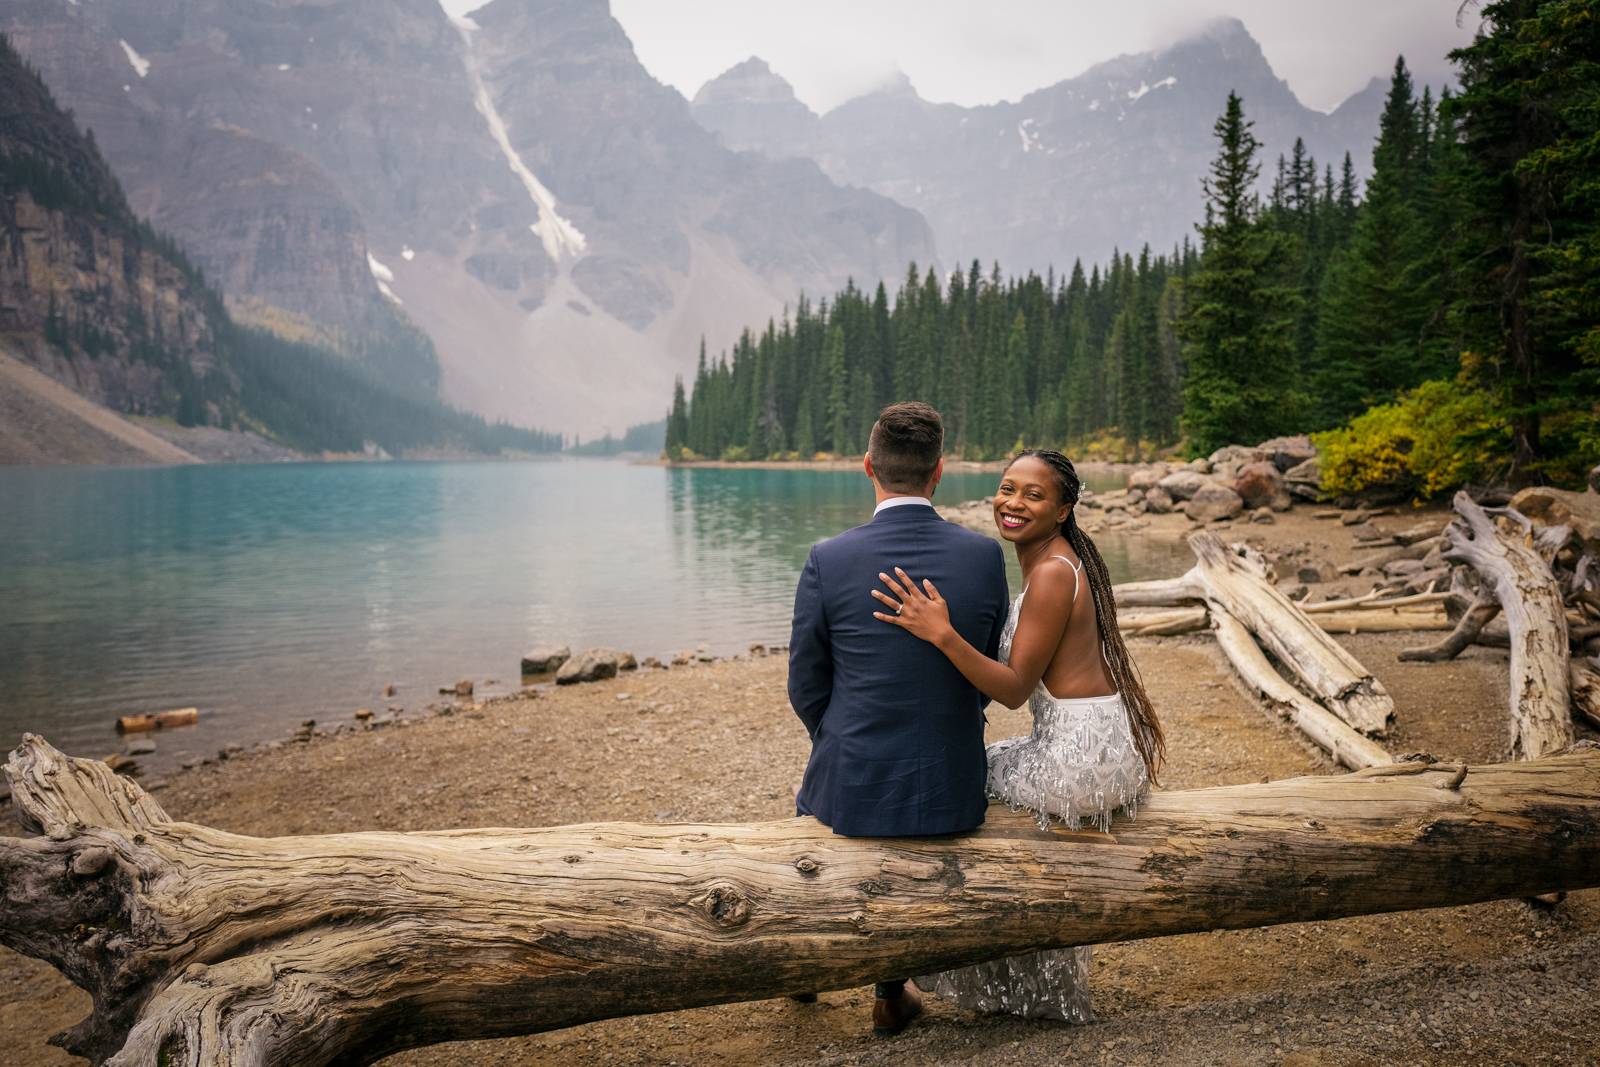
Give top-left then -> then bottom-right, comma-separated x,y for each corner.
4,736 -> 1598,1066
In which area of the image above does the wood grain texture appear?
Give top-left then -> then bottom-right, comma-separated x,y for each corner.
1209,609 -> 1393,769
1188,533 -> 1395,736
1440,492 -> 1574,759
5,736 -> 1599,1066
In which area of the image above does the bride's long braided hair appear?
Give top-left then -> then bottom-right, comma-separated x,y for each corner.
1011,449 -> 1166,783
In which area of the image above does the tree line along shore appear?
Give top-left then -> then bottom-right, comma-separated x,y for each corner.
664,3 -> 1597,503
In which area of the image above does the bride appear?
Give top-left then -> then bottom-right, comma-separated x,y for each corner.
870,448 -> 1164,1022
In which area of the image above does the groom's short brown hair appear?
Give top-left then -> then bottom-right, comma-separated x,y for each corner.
868,401 -> 944,492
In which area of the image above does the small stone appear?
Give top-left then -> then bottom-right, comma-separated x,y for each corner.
557,648 -> 621,685
454,679 -> 474,697
520,644 -> 572,674
125,738 -> 157,756
696,652 -> 717,663
1250,506 -> 1275,524
354,708 -> 374,721
382,683 -> 397,698
616,693 -> 632,702
748,642 -> 767,656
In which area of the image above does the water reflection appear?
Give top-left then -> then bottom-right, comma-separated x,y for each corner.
0,461 -> 1187,767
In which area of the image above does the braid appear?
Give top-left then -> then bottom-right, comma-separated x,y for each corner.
1010,449 -> 1166,784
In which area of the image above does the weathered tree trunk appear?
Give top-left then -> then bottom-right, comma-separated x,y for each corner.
1573,658 -> 1600,731
1189,533 -> 1394,735
1311,608 -> 1450,634
1209,610 -> 1392,769
1399,594 -> 1502,662
1111,573 -> 1204,607
1438,491 -> 1573,759
6,737 -> 1600,1067
1119,606 -> 1209,636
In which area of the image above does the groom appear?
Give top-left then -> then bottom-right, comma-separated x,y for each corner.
787,400 -> 1009,1036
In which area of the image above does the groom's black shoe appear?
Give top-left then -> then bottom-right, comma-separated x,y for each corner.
871,980 -> 923,1037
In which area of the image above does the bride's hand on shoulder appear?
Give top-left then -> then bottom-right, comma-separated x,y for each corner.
872,567 -> 954,648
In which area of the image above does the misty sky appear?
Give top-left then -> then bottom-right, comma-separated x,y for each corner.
438,1 -> 1479,114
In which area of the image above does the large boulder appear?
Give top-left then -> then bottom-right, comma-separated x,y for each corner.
1257,434 -> 1318,472
1127,466 -> 1165,492
556,648 -> 621,685
1143,486 -> 1175,514
520,644 -> 572,674
1158,469 -> 1211,502
1284,457 -> 1322,500
1184,483 -> 1245,523
1233,461 -> 1286,510
1509,485 -> 1600,555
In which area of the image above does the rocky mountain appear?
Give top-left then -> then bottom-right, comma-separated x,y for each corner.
2,0 -> 935,434
692,19 -> 1400,273
0,31 -> 222,419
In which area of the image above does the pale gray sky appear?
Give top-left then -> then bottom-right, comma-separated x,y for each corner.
439,1 -> 1477,114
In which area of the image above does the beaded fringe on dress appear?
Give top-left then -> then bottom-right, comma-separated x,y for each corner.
916,592 -> 1149,1022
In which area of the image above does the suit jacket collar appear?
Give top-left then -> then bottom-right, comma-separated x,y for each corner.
869,502 -> 940,525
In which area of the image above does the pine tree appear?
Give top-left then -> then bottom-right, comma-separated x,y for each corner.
1178,92 -> 1304,455
665,376 -> 688,454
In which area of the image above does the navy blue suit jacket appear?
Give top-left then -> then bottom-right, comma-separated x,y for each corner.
789,503 -> 1009,837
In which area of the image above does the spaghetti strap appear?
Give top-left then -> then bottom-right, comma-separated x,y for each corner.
1050,554 -> 1082,601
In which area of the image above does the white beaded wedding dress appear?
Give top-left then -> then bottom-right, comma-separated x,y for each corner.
917,556 -> 1149,1022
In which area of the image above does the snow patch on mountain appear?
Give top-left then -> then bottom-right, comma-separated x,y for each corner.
367,252 -> 402,304
455,21 -> 586,263
1017,118 -> 1041,153
118,40 -> 149,78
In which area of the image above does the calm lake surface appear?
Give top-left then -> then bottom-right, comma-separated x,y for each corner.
0,461 -> 1191,768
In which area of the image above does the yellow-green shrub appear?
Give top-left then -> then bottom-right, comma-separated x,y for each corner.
1314,379 -> 1507,499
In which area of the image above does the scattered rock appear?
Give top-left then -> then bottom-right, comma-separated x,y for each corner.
1258,435 -> 1318,472
748,643 -> 766,656
1250,506 -> 1276,524
1143,486 -> 1175,514
454,679 -> 475,697
1158,469 -> 1211,502
382,683 -> 397,698
125,738 -> 157,756
617,650 -> 639,671
1233,461 -> 1286,510
671,651 -> 692,667
1184,483 -> 1245,524
1509,485 -> 1600,555
1269,489 -> 1294,513
1186,457 -> 1213,474
521,644 -> 573,674
354,708 -> 374,721
556,648 -> 621,685
696,651 -> 717,663
1285,457 -> 1323,500
643,656 -> 663,669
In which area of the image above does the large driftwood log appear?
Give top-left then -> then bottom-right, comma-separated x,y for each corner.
1189,533 -> 1395,735
1209,610 -> 1392,769
4,737 -> 1600,1067
1437,492 -> 1573,759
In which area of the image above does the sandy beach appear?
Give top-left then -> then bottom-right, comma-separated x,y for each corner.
3,503 -> 1596,1067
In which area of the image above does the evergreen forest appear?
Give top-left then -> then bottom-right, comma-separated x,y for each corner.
665,0 -> 1598,495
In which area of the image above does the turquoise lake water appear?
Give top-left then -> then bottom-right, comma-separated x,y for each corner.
0,460 -> 1191,768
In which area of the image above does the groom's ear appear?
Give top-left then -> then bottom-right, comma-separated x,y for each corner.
863,453 -> 876,483
928,457 -> 944,495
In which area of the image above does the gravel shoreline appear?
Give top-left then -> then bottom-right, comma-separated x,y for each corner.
3,506 -> 1597,1066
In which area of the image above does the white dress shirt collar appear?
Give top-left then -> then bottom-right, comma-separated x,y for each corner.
873,495 -> 933,515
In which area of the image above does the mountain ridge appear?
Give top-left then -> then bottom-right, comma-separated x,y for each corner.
692,18 -> 1412,272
